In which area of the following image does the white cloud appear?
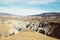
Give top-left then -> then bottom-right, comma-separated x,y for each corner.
0,0 -> 55,5
0,0 -> 19,3
0,7 -> 59,16
23,0 -> 55,5
0,0 -> 57,16
0,7 -> 47,16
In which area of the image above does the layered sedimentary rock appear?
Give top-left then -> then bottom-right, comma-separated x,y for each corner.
0,19 -> 60,39
0,12 -> 60,39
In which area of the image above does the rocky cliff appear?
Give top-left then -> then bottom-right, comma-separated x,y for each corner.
0,12 -> 60,40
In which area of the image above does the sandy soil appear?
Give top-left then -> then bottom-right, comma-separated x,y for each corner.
0,24 -> 11,37
0,31 -> 58,40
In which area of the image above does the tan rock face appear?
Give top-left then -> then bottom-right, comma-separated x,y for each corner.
0,13 -> 60,40
0,19 -> 34,37
0,19 -> 60,39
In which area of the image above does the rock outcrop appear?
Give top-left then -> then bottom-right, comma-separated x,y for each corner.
0,12 -> 60,39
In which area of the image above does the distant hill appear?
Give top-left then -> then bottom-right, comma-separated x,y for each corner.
32,12 -> 60,17
0,13 -> 23,19
0,13 -> 14,16
0,12 -> 60,17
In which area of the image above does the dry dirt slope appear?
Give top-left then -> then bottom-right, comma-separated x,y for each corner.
0,24 -> 11,37
0,31 -> 58,40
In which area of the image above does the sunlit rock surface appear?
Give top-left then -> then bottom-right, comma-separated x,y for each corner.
0,12 -> 60,40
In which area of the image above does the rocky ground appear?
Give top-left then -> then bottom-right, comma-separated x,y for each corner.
0,12 -> 60,40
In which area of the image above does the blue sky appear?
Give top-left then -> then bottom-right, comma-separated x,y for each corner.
0,0 -> 60,16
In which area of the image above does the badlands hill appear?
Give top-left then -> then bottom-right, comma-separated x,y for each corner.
31,12 -> 60,17
26,12 -> 60,23
0,12 -> 60,40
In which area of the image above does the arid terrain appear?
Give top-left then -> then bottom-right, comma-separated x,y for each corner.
0,13 -> 60,40
0,31 -> 58,40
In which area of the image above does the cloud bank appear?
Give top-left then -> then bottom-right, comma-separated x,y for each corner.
0,0 -> 59,16
0,7 -> 46,16
0,0 -> 55,5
